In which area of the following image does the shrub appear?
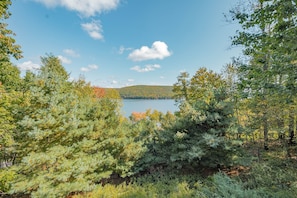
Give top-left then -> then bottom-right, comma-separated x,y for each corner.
0,168 -> 16,193
201,172 -> 266,198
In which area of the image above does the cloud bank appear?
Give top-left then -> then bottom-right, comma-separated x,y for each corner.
128,41 -> 171,62
33,0 -> 120,17
130,64 -> 161,72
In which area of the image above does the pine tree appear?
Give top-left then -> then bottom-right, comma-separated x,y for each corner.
162,88 -> 240,169
141,68 -> 241,170
11,55 -> 144,197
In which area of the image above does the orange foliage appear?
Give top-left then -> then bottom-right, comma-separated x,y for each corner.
130,112 -> 146,121
93,86 -> 105,98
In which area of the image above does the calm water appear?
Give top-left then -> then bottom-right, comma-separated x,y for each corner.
121,99 -> 178,117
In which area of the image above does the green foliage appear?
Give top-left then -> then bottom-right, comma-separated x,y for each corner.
118,85 -> 173,99
0,0 -> 22,61
104,88 -> 122,99
0,85 -> 20,169
0,86 -> 15,149
1,1 -> 297,197
0,61 -> 21,91
241,162 -> 297,197
173,67 -> 226,105
202,172 -> 265,198
189,67 -> 226,104
135,88 -> 242,172
0,168 -> 16,192
40,54 -> 68,79
74,173 -> 198,198
172,72 -> 190,102
230,0 -> 297,147
154,68 -> 241,169
164,89 -> 241,168
8,55 -> 144,197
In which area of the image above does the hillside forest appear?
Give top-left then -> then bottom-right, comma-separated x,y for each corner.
1,0 -> 297,197
116,85 -> 173,99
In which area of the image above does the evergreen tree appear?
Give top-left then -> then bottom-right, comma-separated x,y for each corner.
154,88 -> 240,169
11,55 -> 144,197
139,68 -> 241,171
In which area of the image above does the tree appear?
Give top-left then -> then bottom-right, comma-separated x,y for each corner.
173,68 -> 226,105
189,67 -> 226,104
136,68 -> 241,171
0,0 -> 22,61
152,88 -> 240,169
0,61 -> 21,91
0,85 -> 15,168
11,55 -> 144,197
172,72 -> 190,103
272,0 -> 297,144
230,0 -> 297,148
0,0 -> 22,91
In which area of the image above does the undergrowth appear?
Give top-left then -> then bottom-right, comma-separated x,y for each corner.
72,142 -> 297,198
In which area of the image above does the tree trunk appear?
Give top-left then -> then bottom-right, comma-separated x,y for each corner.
277,115 -> 285,139
289,110 -> 295,145
263,112 -> 269,150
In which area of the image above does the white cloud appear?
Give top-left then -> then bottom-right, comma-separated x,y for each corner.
58,55 -> 71,64
128,41 -> 171,62
112,80 -> 118,84
118,46 -> 132,54
80,67 -> 90,72
81,21 -> 104,40
80,64 -> 99,72
118,46 -> 125,54
130,64 -> 161,73
88,64 -> 98,69
63,49 -> 80,57
17,61 -> 40,71
33,0 -> 120,17
127,79 -> 134,82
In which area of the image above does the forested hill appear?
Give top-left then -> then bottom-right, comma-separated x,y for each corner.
116,85 -> 174,99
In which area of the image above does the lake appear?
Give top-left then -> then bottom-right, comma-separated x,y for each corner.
121,99 -> 178,117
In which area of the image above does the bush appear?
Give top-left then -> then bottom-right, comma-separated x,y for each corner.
201,172 -> 266,198
242,162 -> 297,197
0,168 -> 16,193
73,173 -> 198,198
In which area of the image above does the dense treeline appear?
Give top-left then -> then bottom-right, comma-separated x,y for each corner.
116,85 -> 173,99
1,0 -> 297,197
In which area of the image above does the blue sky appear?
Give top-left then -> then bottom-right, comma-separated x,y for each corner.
8,0 -> 242,88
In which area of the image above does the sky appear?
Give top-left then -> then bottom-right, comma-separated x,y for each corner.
8,0 -> 242,88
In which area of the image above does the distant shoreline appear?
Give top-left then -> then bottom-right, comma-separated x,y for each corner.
120,96 -> 173,100
112,85 -> 174,99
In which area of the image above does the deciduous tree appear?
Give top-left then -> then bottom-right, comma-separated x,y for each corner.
0,0 -> 22,61
230,0 -> 297,148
